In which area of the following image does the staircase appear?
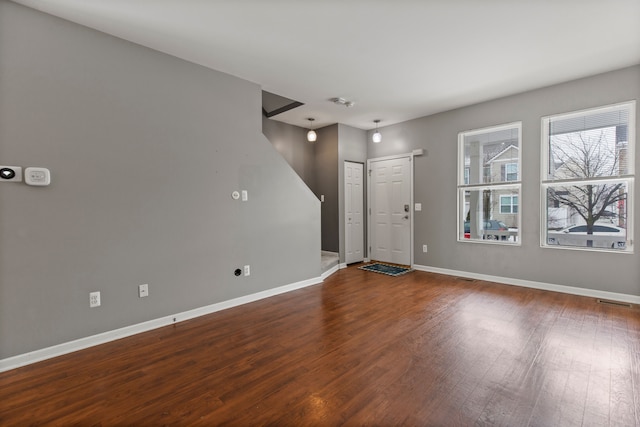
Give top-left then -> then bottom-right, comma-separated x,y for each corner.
321,251 -> 339,276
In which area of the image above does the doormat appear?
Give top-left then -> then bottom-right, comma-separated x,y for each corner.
359,263 -> 413,277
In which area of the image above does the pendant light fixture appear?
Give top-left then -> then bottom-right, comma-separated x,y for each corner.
372,119 -> 382,143
306,118 -> 317,142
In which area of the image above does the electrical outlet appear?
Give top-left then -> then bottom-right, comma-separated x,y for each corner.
423,244 -> 428,253
244,265 -> 250,276
89,291 -> 101,307
138,284 -> 149,298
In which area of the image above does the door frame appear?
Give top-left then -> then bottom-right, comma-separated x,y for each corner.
367,153 -> 415,266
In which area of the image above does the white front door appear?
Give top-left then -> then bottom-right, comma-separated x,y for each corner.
369,156 -> 411,265
345,161 -> 364,264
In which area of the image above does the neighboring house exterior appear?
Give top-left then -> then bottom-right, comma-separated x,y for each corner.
484,145 -> 519,228
463,144 -> 519,230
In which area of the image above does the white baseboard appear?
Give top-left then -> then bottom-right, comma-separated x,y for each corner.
0,276 -> 323,373
413,264 -> 640,305
6,266 -> 636,373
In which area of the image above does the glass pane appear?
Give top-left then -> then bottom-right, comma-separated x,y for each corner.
498,195 -> 518,214
460,188 -> 519,243
545,182 -> 629,250
547,106 -> 630,180
463,125 -> 520,185
505,163 -> 518,181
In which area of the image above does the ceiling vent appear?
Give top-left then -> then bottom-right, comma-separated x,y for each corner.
330,97 -> 355,108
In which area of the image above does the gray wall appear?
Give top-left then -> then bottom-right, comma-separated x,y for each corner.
0,1 -> 320,359
337,124 -> 368,263
368,66 -> 640,296
263,121 -> 367,261
313,125 -> 340,252
262,117 -> 316,190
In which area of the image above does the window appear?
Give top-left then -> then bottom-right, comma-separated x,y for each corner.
541,101 -> 635,251
504,163 -> 518,181
458,122 -> 521,244
500,195 -> 518,214
483,166 -> 491,183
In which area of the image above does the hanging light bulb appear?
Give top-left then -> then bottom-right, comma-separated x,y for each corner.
372,119 -> 382,143
306,118 -> 317,142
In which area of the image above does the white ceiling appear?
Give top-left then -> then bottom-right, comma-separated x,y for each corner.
12,0 -> 640,131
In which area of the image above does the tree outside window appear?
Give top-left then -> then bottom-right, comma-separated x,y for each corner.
542,102 -> 634,251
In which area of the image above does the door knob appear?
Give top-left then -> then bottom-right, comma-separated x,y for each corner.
403,215 -> 409,220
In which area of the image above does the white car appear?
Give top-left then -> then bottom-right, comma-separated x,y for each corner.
547,224 -> 627,249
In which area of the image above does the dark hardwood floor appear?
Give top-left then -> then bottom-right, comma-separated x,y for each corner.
1,266 -> 639,426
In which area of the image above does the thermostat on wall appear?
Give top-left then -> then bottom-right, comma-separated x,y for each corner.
25,167 -> 51,186
0,166 -> 22,182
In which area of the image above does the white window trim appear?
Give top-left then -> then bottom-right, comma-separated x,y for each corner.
540,100 -> 635,253
457,122 -> 522,245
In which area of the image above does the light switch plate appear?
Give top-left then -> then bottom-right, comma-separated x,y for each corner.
138,284 -> 149,298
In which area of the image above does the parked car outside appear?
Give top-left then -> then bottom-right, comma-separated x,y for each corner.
547,224 -> 626,249
464,220 -> 509,240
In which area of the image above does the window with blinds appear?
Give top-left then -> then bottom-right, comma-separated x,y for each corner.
541,101 -> 635,251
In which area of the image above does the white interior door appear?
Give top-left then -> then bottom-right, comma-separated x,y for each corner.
345,161 -> 364,264
369,156 -> 411,265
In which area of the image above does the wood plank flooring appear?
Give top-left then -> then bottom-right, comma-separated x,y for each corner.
1,267 -> 639,426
